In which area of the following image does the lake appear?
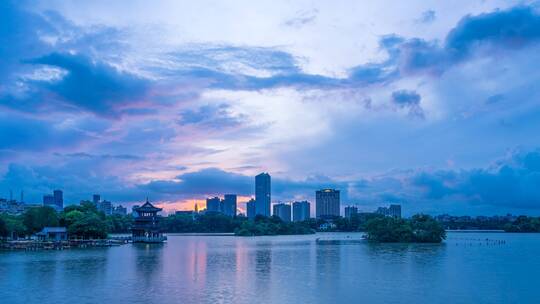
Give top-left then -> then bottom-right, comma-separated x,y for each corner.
1,232 -> 538,304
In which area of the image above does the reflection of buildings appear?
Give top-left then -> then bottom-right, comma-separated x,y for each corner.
316,240 -> 341,301
272,203 -> 291,222
255,173 -> 271,217
292,201 -> 310,222
316,189 -> 340,219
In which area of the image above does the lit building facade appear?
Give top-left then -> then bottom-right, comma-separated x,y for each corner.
316,189 -> 340,219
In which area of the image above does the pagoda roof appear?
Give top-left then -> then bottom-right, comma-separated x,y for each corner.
134,199 -> 162,212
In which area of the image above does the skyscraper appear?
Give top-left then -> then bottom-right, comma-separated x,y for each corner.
206,197 -> 221,213
93,194 -> 101,205
388,204 -> 402,218
255,173 -> 271,217
222,194 -> 237,217
316,189 -> 340,219
246,198 -> 256,219
43,194 -> 55,209
344,206 -> 358,219
99,200 -> 113,215
272,203 -> 291,222
53,189 -> 63,211
292,201 -> 310,222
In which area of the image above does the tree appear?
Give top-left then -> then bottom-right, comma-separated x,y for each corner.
22,206 -> 59,234
0,217 -> 7,238
235,215 -> 314,236
68,212 -> 108,239
365,214 -> 446,243
365,217 -> 413,242
410,214 -> 446,243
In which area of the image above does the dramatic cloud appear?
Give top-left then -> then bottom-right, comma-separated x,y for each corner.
2,2 -> 540,216
28,53 -> 150,116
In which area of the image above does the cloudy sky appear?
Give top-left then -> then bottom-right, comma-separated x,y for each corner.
2,0 -> 540,215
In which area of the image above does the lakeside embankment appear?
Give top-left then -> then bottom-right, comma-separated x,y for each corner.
0,238 -> 129,251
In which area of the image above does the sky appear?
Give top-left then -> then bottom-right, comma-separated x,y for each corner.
2,0 -> 540,215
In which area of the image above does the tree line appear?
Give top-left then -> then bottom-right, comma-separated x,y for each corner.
0,202 -> 132,240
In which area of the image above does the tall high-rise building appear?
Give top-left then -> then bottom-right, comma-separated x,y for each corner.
316,189 -> 340,219
99,200 -> 113,215
273,203 -> 291,222
388,204 -> 402,218
93,194 -> 101,205
43,194 -> 55,209
206,197 -> 221,213
53,189 -> 63,211
246,198 -> 256,219
292,201 -> 310,222
344,206 -> 358,219
222,194 -> 237,217
255,173 -> 271,217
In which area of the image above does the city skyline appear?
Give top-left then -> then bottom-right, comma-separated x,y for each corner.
2,1 -> 540,216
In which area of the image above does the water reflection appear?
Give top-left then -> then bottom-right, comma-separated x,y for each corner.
315,240 -> 341,302
1,233 -> 540,304
133,243 -> 164,287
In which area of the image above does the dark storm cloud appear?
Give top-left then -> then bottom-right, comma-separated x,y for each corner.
28,52 -> 150,116
411,150 -> 540,209
0,114 -> 89,151
391,6 -> 540,75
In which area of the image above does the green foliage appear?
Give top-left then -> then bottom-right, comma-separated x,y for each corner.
22,206 -> 59,234
365,216 -> 413,242
334,213 -> 384,232
234,215 -> 314,236
107,214 -> 133,233
162,213 -> 247,233
67,212 -> 108,239
410,214 -> 447,243
0,217 -> 7,238
504,216 -> 540,232
365,214 -> 446,243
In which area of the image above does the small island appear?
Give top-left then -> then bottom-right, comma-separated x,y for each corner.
364,214 -> 446,243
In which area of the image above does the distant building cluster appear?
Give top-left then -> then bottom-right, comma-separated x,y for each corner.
0,172 -> 405,221
0,190 -> 40,215
204,194 -> 237,217
82,194 -> 127,216
375,204 -> 402,218
188,172 -> 406,223
43,189 -> 64,212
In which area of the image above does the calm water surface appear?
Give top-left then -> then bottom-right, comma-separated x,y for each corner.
1,232 -> 539,304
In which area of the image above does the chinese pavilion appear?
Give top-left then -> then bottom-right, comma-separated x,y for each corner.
131,198 -> 167,243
